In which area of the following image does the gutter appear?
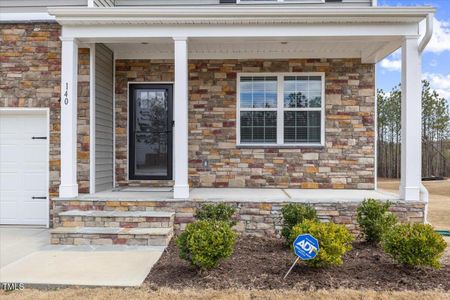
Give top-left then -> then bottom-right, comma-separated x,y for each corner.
48,6 -> 435,18
418,13 -> 434,53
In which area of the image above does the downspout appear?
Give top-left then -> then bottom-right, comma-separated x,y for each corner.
418,13 -> 434,223
418,13 -> 434,53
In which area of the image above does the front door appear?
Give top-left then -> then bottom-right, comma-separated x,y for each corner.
129,84 -> 173,180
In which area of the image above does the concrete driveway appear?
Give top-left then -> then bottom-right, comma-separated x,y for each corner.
0,226 -> 164,287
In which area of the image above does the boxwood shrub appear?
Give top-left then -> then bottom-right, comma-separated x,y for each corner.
195,203 -> 236,226
177,220 -> 237,270
281,203 -> 318,245
290,220 -> 354,268
356,199 -> 397,243
382,223 -> 447,269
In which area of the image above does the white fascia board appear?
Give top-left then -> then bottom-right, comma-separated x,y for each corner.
0,12 -> 55,22
48,6 -> 435,25
61,23 -> 419,39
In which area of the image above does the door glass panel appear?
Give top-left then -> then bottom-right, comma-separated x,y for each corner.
134,88 -> 169,177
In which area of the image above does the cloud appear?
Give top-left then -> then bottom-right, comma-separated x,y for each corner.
379,17 -> 450,72
421,18 -> 450,54
423,72 -> 450,100
380,57 -> 401,72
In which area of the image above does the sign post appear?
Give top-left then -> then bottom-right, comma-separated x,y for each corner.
283,234 -> 319,279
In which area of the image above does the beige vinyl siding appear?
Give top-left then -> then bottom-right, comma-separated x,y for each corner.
0,0 -> 87,13
95,43 -> 114,192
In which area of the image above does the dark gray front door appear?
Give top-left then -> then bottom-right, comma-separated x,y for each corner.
129,84 -> 173,180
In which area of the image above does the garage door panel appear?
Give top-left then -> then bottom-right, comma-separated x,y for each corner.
0,111 -> 48,226
0,172 -> 20,190
23,173 -> 47,191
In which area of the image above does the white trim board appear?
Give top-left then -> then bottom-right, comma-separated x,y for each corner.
236,72 -> 325,147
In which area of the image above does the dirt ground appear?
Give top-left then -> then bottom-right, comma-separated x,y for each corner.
145,236 -> 450,291
378,178 -> 450,230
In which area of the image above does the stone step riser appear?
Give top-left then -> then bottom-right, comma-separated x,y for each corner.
55,216 -> 173,228
50,233 -> 172,247
54,202 -> 176,213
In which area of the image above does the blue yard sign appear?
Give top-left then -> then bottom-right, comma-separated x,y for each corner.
283,233 -> 319,279
293,234 -> 319,260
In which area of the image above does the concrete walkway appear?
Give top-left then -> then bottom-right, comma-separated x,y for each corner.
0,226 -> 164,287
73,187 -> 401,202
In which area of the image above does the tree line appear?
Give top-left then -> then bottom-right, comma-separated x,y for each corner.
377,80 -> 450,178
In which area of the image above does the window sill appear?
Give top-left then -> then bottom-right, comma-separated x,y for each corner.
236,144 -> 325,149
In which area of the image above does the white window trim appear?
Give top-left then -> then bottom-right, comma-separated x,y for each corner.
236,72 -> 325,147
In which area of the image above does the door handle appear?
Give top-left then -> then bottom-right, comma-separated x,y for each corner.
32,136 -> 47,140
32,196 -> 47,200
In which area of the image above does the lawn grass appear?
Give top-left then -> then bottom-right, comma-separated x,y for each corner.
1,288 -> 449,300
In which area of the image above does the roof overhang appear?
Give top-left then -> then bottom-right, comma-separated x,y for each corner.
48,6 -> 435,26
48,6 -> 435,63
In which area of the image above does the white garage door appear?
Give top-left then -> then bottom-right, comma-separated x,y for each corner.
0,110 -> 48,225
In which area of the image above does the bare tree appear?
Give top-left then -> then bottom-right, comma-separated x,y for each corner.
377,80 -> 450,178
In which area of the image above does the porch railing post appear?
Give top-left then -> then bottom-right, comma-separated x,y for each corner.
59,37 -> 79,198
173,37 -> 189,199
400,35 -> 422,201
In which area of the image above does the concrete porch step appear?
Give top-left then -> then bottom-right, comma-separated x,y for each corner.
56,210 -> 175,228
50,226 -> 173,247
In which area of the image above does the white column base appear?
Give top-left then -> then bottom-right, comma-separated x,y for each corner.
173,185 -> 190,199
59,184 -> 79,198
400,185 -> 421,201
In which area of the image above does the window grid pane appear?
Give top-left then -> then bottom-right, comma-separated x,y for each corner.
240,111 -> 277,144
240,76 -> 277,109
284,111 -> 321,144
283,76 -> 322,108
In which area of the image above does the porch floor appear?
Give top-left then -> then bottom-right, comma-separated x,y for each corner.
67,188 -> 402,203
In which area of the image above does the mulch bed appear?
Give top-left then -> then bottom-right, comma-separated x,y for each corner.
146,236 -> 450,291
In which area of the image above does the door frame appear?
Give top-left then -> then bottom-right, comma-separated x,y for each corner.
0,108 -> 50,228
128,83 -> 174,180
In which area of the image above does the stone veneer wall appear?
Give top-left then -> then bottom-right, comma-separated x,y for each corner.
53,199 -> 426,237
0,23 -> 91,217
115,59 -> 375,189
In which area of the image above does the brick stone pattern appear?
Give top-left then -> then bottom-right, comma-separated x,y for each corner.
0,23 -> 91,218
55,213 -> 174,229
53,199 -> 426,237
115,59 -> 375,189
77,48 -> 91,193
50,230 -> 173,246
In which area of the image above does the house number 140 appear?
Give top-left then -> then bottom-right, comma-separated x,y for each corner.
64,82 -> 69,105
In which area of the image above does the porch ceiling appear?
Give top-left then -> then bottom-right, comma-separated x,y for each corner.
105,36 -> 400,63
51,6 -> 434,64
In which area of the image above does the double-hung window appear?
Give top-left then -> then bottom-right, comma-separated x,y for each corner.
237,73 -> 325,146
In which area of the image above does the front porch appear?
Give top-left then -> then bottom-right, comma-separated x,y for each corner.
50,6 -> 432,202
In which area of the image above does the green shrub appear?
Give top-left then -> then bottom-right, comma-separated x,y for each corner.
281,203 -> 318,245
177,220 -> 237,270
195,203 -> 236,226
382,223 -> 447,269
290,220 -> 354,268
356,199 -> 397,243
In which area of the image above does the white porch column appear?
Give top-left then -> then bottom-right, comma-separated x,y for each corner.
400,36 -> 422,201
173,37 -> 189,199
59,38 -> 79,197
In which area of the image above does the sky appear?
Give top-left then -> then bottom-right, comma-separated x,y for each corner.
376,0 -> 450,103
